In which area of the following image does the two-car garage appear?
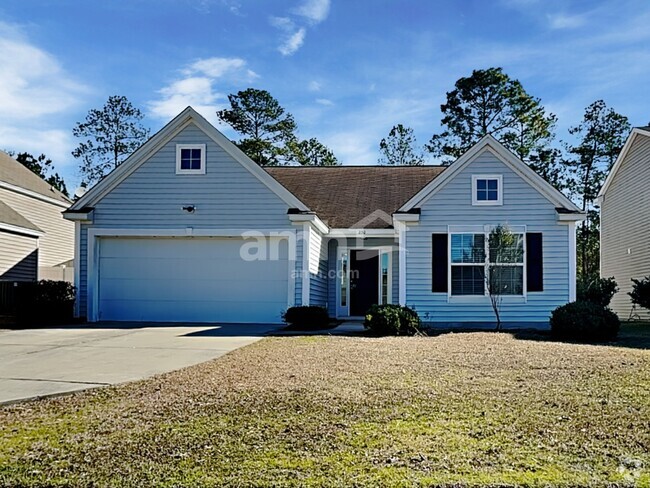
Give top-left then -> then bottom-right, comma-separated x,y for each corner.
96,237 -> 290,323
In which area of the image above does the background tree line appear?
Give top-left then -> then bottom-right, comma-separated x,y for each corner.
10,68 -> 639,284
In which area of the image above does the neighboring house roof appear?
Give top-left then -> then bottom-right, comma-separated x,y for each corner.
266,166 -> 445,228
400,135 -> 583,215
0,151 -> 71,205
68,106 -> 309,213
599,127 -> 650,198
0,200 -> 42,236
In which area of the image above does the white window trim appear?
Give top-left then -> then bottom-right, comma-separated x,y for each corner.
447,229 -> 526,300
176,144 -> 206,174
472,174 -> 503,206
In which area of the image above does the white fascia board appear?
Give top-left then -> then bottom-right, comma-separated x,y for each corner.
598,128 -> 650,198
557,212 -> 587,222
328,228 -> 397,238
63,210 -> 94,222
70,106 -> 311,213
288,214 -> 329,234
392,213 -> 420,223
0,181 -> 71,208
0,222 -> 43,238
399,135 -> 581,213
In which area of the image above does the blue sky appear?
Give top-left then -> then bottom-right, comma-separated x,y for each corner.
1,0 -> 649,191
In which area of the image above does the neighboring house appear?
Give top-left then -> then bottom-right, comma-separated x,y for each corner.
598,126 -> 650,320
65,107 -> 584,326
0,151 -> 74,282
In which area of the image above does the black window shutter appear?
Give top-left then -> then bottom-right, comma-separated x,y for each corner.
432,234 -> 448,293
526,233 -> 543,292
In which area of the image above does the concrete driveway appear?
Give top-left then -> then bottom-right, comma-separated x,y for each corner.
0,323 -> 278,405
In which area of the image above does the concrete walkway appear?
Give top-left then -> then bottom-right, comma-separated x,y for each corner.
0,323 -> 278,405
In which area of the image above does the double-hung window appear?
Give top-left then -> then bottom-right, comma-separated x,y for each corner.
451,234 -> 486,295
450,231 -> 524,296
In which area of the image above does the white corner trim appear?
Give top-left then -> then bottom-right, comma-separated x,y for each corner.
599,128 -> 650,198
175,143 -> 206,175
0,181 -> 71,208
301,223 -> 311,306
396,221 -> 407,305
73,221 -> 81,318
399,136 -> 580,213
471,174 -> 503,206
568,221 -> 577,302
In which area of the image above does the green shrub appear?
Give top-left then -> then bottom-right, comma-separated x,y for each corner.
550,301 -> 620,341
577,276 -> 618,307
282,306 -> 330,328
16,280 -> 75,325
364,304 -> 421,336
629,276 -> 650,312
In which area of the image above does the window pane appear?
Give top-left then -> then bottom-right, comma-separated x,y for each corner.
477,189 -> 487,201
489,266 -> 523,295
489,233 -> 524,263
191,149 -> 201,159
477,179 -> 487,190
487,179 -> 498,190
180,156 -> 191,170
487,189 -> 498,200
340,253 -> 348,307
451,234 -> 485,263
451,265 -> 485,295
190,158 -> 201,170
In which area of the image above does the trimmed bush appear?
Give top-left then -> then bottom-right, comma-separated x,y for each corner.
629,276 -> 650,313
550,301 -> 620,342
282,306 -> 330,328
15,280 -> 76,326
364,304 -> 421,336
577,276 -> 618,308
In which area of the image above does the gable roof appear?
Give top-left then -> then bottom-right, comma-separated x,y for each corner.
68,106 -> 310,212
266,166 -> 445,228
598,127 -> 650,198
399,135 -> 582,214
0,200 -> 42,235
0,151 -> 71,206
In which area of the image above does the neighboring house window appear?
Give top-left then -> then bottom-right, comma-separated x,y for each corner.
450,231 -> 524,296
380,251 -> 390,304
472,175 -> 502,206
176,144 -> 206,174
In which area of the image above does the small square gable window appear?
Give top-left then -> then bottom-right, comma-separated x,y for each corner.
472,175 -> 502,206
176,144 -> 206,174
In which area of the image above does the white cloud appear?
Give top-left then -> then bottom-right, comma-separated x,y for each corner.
547,13 -> 586,29
0,22 -> 89,183
148,56 -> 258,124
279,28 -> 306,56
269,16 -> 294,31
315,98 -> 333,106
293,0 -> 331,24
308,80 -> 322,91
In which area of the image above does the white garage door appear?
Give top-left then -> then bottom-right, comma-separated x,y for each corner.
97,237 -> 289,323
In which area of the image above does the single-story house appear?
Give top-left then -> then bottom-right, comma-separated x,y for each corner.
598,126 -> 650,320
64,107 -> 585,326
0,151 -> 74,282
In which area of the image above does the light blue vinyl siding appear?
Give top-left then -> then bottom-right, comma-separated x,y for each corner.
406,149 -> 570,324
77,123 -> 298,319
309,230 -> 328,307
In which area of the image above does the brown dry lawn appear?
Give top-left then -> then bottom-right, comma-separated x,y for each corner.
1,324 -> 650,487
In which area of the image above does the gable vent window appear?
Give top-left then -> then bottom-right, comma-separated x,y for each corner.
176,144 -> 206,174
472,175 -> 502,206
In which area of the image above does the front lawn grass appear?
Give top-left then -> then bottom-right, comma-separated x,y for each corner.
1,324 -> 650,487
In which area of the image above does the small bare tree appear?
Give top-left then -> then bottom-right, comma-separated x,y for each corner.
487,225 -> 524,330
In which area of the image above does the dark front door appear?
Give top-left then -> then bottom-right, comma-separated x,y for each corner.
350,249 -> 379,316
